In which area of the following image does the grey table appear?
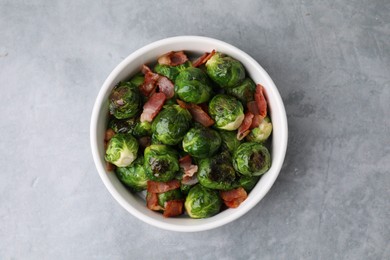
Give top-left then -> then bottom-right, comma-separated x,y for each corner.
1,0 -> 389,259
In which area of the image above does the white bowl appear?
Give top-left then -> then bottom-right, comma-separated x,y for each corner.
90,36 -> 288,232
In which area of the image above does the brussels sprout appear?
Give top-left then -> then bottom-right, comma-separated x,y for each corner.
239,175 -> 260,192
109,82 -> 141,119
174,67 -> 213,104
218,130 -> 241,154
151,105 -> 192,145
184,184 -> 222,218
246,116 -> 273,143
132,121 -> 152,138
105,133 -> 139,167
182,126 -> 221,158
205,52 -> 245,88
208,94 -> 245,130
197,151 -> 238,190
154,61 -> 191,81
158,189 -> 183,207
108,117 -> 137,134
129,73 -> 145,87
115,156 -> 148,192
226,78 -> 256,103
180,183 -> 192,195
233,142 -> 271,176
144,144 -> 179,182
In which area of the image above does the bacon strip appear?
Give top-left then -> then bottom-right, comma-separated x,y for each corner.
179,155 -> 199,185
146,192 -> 163,211
104,129 -> 115,141
192,50 -> 216,67
237,112 -> 254,140
147,179 -> 181,193
163,200 -> 184,217
140,65 -> 159,96
158,51 -> 188,66
156,76 -> 175,99
176,99 -> 214,127
255,84 -> 267,119
220,187 -> 248,208
140,92 -> 166,122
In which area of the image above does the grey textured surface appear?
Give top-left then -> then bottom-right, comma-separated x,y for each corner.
0,0 -> 389,259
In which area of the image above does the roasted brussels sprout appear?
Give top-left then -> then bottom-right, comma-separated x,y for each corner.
205,52 -> 245,88
239,175 -> 260,192
182,126 -> 221,158
226,78 -> 256,103
109,82 -> 141,119
175,67 -> 213,104
233,142 -> 271,176
151,105 -> 192,145
218,130 -> 241,154
197,151 -> 238,190
208,94 -> 244,130
154,61 -> 191,81
105,133 -> 139,167
180,183 -> 192,195
246,116 -> 273,143
129,73 -> 145,87
132,121 -> 152,138
158,189 -> 183,207
115,156 -> 148,191
108,117 -> 137,134
144,144 -> 179,182
184,184 -> 222,218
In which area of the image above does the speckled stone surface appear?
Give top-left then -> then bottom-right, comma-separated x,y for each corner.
0,0 -> 389,259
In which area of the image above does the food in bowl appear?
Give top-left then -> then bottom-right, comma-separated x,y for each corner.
102,49 -> 273,219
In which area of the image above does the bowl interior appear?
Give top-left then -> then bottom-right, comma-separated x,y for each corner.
91,36 -> 288,232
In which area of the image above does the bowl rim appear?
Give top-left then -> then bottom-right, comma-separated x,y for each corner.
90,36 -> 288,232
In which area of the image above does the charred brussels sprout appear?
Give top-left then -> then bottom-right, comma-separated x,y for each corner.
174,67 -> 213,104
197,151 -> 238,190
151,105 -> 192,145
184,184 -> 221,218
208,94 -> 244,130
219,130 -> 241,154
246,116 -> 273,143
154,61 -> 191,81
109,82 -> 141,119
115,156 -> 148,192
158,189 -> 183,207
233,142 -> 271,176
226,78 -> 256,103
205,52 -> 245,88
132,121 -> 152,138
105,133 -> 139,167
144,144 -> 179,182
239,175 -> 260,192
182,126 -> 221,158
108,117 -> 137,134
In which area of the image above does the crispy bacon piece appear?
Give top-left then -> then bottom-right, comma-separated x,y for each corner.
156,76 -> 175,99
163,200 -> 184,217
220,187 -> 248,208
193,50 -> 216,67
105,162 -> 116,171
158,51 -> 188,66
255,84 -> 267,119
140,92 -> 166,122
237,112 -> 254,140
140,65 -> 159,96
104,128 -> 115,141
176,99 -> 188,109
247,100 -> 262,129
176,100 -> 214,127
146,192 -> 163,211
147,179 -> 181,193
179,155 -> 199,185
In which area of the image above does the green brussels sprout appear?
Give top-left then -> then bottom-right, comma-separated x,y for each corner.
246,116 -> 273,143
197,151 -> 238,190
144,144 -> 179,182
154,61 -> 192,81
151,105 -> 192,145
205,52 -> 245,88
208,94 -> 245,130
105,133 -> 139,167
174,67 -> 213,104
132,121 -> 152,138
218,130 -> 241,154
108,117 -> 138,134
233,142 -> 271,176
129,73 -> 145,87
239,175 -> 260,192
226,78 -> 256,103
182,126 -> 221,158
158,189 -> 183,207
184,184 -> 222,218
109,82 -> 141,119
115,156 -> 148,192
180,183 -> 192,195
